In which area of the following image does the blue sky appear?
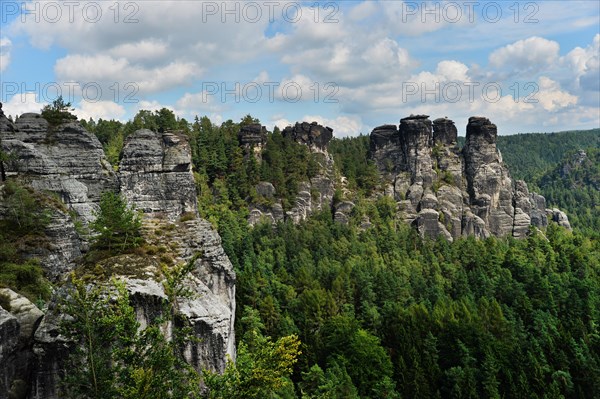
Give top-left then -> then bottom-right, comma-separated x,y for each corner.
1,0 -> 599,136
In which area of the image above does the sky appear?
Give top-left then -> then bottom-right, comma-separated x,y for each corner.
0,0 -> 599,136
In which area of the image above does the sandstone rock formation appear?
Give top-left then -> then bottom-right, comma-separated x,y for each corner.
282,121 -> 333,152
238,123 -> 267,148
370,115 -> 569,240
247,121 -> 336,225
0,113 -> 117,224
119,129 -> 198,221
0,289 -> 44,399
0,107 -> 236,398
0,306 -> 20,398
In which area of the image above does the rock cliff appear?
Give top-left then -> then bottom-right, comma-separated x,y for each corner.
119,129 -> 198,221
370,115 -> 568,240
247,122 -> 336,225
0,112 -> 117,224
0,106 -> 235,399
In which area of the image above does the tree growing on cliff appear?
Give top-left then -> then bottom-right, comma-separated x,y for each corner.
41,96 -> 78,126
90,192 -> 142,252
60,262 -> 202,399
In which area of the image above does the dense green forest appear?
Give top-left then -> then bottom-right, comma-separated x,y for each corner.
167,112 -> 597,398
457,128 -> 600,183
2,108 -> 599,398
79,110 -> 600,397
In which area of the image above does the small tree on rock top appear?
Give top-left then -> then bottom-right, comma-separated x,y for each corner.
90,192 -> 142,252
41,96 -> 78,126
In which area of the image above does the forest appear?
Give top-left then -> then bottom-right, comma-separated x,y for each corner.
81,109 -> 599,398
1,107 -> 598,398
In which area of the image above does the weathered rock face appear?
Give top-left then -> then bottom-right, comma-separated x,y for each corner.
0,108 -> 236,398
286,152 -> 336,224
433,117 -> 458,145
248,122 -> 336,226
0,290 -> 44,399
1,306 -> 21,398
370,115 -> 570,240
462,117 -> 516,237
282,121 -> 333,152
0,185 -> 82,283
119,129 -> 198,222
0,112 -> 117,223
238,123 -> 267,147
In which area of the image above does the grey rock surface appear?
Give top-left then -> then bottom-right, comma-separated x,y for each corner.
248,122 -> 336,225
0,112 -> 117,223
369,115 -> 570,240
0,306 -> 20,398
238,123 -> 267,147
1,108 -> 236,398
119,129 -> 198,222
282,121 -> 333,152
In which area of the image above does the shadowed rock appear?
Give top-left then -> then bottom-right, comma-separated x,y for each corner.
433,117 -> 457,145
238,123 -> 267,147
282,121 -> 333,151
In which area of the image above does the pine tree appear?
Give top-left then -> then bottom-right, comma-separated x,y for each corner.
90,192 -> 142,252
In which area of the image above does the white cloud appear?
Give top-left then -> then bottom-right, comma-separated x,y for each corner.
536,77 -> 578,112
175,91 -> 225,114
489,36 -> 560,71
562,34 -> 600,93
108,39 -> 169,63
0,37 -> 11,72
54,54 -> 202,95
270,114 -> 363,137
3,93 -> 46,116
73,100 -> 126,121
436,61 -> 469,82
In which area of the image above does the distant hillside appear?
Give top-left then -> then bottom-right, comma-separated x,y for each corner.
538,148 -> 600,236
457,128 -> 600,182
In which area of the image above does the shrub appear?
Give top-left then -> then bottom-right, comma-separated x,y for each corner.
90,192 -> 143,252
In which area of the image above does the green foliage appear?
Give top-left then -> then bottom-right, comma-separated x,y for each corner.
89,192 -> 142,252
329,135 -> 379,194
537,148 -> 600,236
203,307 -> 301,399
0,180 -> 54,301
60,259 -> 203,399
41,96 -> 78,126
2,180 -> 52,233
222,208 -> 600,398
0,260 -> 51,301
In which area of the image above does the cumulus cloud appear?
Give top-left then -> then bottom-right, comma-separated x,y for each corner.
2,92 -> 46,116
10,0 -> 270,101
489,37 -> 560,71
5,1 -> 599,134
54,54 -> 202,95
74,100 -> 126,121
563,34 -> 600,92
536,77 -> 578,112
0,37 -> 11,72
269,114 -> 363,137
